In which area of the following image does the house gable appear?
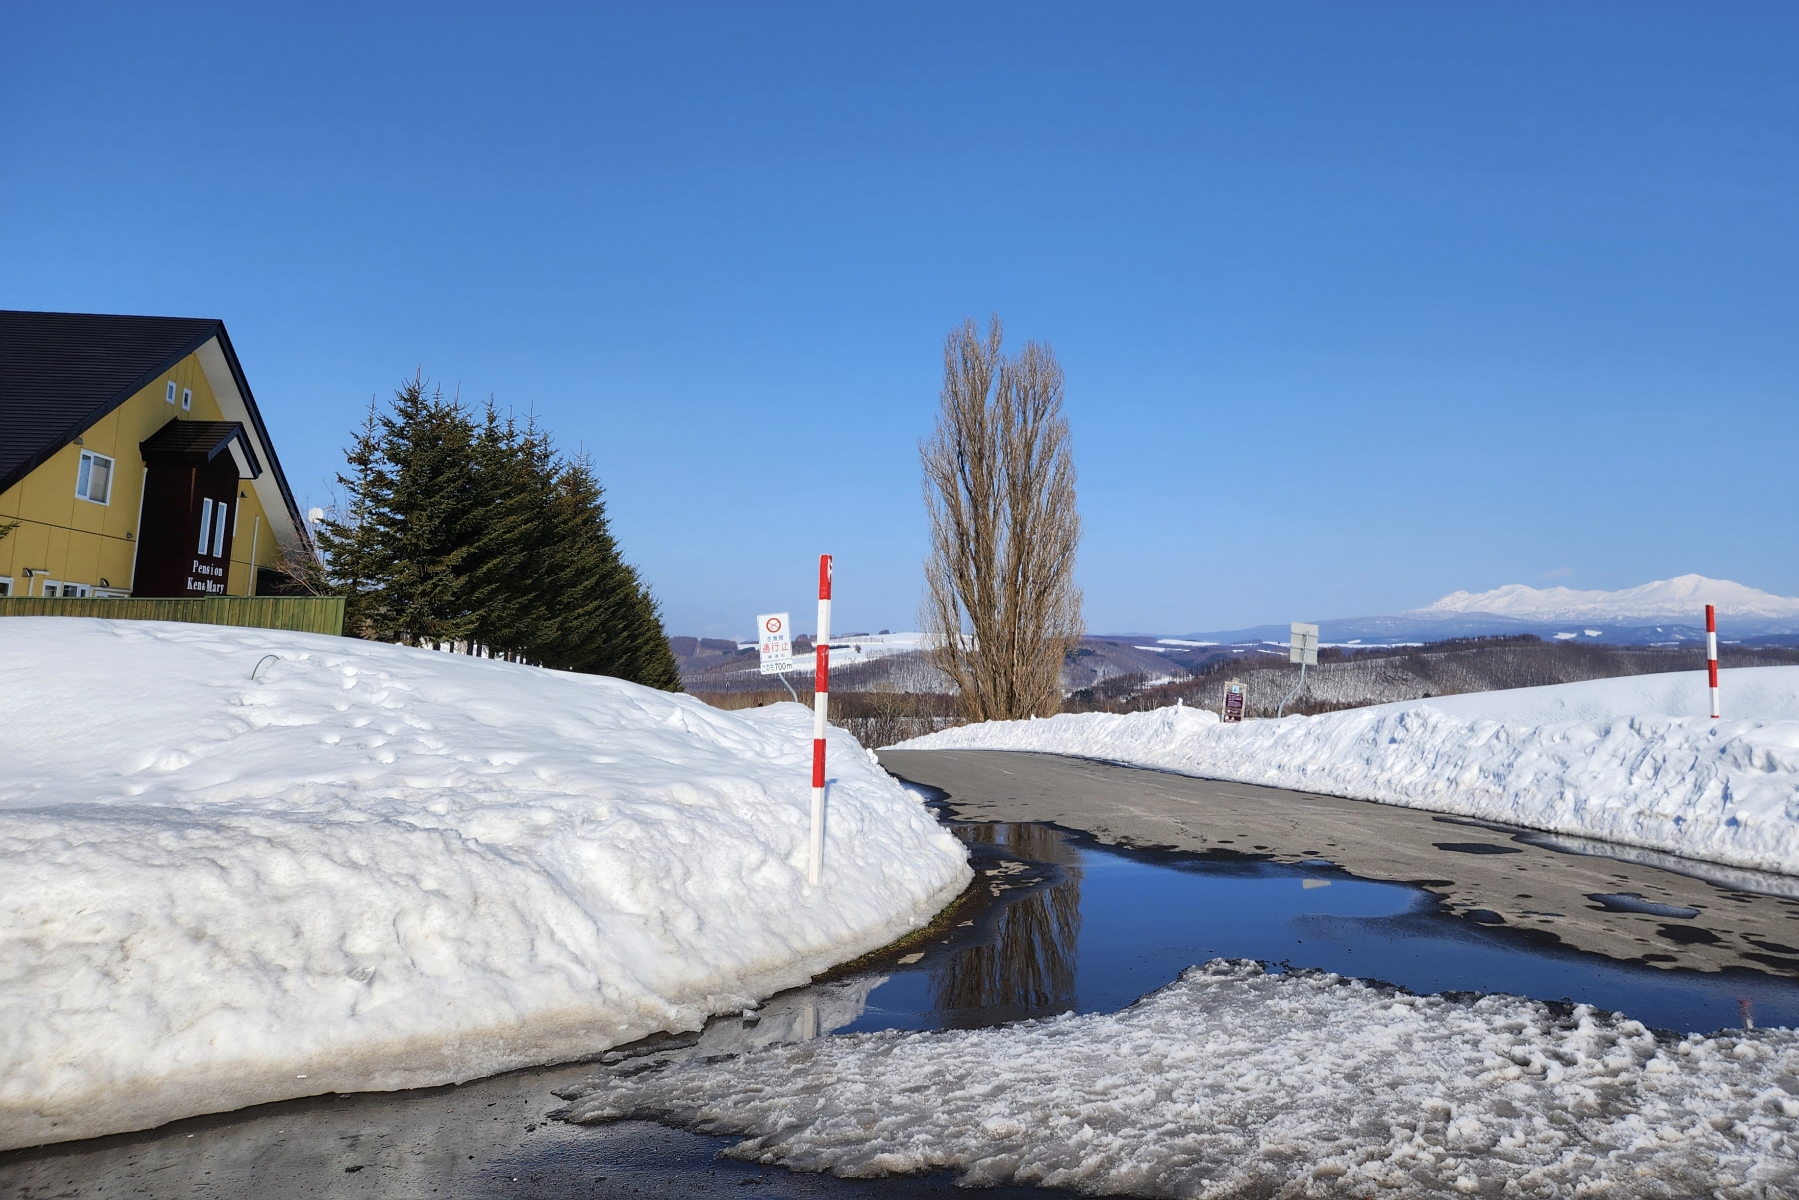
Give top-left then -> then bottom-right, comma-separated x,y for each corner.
0,311 -> 310,598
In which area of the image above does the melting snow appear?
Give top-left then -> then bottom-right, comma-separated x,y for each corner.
564,960 -> 1799,1196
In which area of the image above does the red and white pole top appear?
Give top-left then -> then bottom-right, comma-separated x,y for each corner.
808,554 -> 832,885
1706,603 -> 1720,719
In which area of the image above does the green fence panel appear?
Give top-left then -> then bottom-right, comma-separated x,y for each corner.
0,596 -> 346,636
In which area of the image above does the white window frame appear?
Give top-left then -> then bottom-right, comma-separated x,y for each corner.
0,577 -> 12,597
76,449 -> 114,505
198,498 -> 215,554
166,381 -> 178,404
212,502 -> 229,557
182,388 -> 193,411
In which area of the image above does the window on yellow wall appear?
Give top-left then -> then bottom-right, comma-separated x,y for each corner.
76,450 -> 113,504
182,388 -> 193,411
166,381 -> 177,404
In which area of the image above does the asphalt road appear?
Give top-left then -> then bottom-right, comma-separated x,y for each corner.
879,747 -> 1799,982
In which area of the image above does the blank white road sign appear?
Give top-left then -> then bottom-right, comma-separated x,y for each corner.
1289,622 -> 1319,666
758,612 -> 794,674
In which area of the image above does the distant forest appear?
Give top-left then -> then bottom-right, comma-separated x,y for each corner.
1067,635 -> 1799,718
679,632 -> 1799,747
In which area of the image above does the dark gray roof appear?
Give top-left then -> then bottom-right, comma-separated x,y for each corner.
0,310 -> 302,531
140,419 -> 263,477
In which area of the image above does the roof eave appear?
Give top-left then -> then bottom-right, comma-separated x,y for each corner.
207,325 -> 309,552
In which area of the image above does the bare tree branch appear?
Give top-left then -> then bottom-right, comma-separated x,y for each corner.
921,315 -> 1083,721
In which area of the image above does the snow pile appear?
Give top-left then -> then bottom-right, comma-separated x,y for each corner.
1387,667 -> 1799,725
0,618 -> 970,1151
898,668 -> 1799,876
566,960 -> 1799,1196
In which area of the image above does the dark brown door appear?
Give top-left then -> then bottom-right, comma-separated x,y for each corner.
133,457 -> 239,597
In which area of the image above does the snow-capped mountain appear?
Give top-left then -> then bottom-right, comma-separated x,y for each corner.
1412,575 -> 1799,623
1166,575 -> 1799,647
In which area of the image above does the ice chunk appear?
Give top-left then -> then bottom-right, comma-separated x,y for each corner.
564,960 -> 1799,1193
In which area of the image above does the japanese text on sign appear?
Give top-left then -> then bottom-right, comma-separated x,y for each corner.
758,612 -> 794,675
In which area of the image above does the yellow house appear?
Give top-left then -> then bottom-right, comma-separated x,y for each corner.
0,311 -> 309,599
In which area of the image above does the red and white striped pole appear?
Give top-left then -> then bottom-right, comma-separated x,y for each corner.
809,554 -> 832,885
1707,603 -> 1720,719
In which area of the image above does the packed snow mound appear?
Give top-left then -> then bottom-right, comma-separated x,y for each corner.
0,618 -> 970,1151
565,960 -> 1799,1195
898,667 -> 1799,876
1372,666 -> 1799,726
1414,573 -> 1799,622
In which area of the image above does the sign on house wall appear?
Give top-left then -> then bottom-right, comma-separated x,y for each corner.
757,612 -> 793,674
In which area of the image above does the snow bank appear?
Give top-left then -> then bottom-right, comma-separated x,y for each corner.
0,618 -> 970,1150
898,667 -> 1799,876
1380,666 -> 1799,726
566,959 -> 1799,1195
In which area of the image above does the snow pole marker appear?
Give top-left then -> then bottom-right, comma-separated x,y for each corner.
810,554 -> 832,886
1707,603 -> 1720,719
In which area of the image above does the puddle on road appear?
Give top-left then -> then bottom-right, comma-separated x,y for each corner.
837,819 -> 1799,1039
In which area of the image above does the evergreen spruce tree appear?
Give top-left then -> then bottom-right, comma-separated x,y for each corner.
464,404 -> 555,659
314,401 -> 391,638
539,457 -> 681,689
378,377 -> 481,646
316,375 -> 680,688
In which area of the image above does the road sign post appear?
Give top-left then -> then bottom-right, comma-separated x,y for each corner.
757,611 -> 798,701
758,612 -> 793,674
1277,622 -> 1319,718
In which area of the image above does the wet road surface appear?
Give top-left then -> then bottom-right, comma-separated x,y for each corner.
879,748 -> 1799,985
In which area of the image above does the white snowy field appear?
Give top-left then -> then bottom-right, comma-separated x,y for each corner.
899,668 -> 1799,877
566,959 -> 1799,1196
0,618 -> 971,1151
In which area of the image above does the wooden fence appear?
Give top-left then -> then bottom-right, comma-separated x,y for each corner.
0,596 -> 346,636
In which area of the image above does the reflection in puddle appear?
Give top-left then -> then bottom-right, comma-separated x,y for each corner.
839,820 -> 1799,1039
930,824 -> 1081,1024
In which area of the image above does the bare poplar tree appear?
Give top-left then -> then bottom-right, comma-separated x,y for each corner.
921,315 -> 1084,721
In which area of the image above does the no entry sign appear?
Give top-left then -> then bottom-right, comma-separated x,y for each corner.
757,612 -> 793,675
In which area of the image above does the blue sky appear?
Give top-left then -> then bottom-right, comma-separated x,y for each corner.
4,3 -> 1794,637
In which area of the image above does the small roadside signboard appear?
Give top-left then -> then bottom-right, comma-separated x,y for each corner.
1289,622 -> 1319,666
1222,680 -> 1246,722
758,612 -> 794,675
